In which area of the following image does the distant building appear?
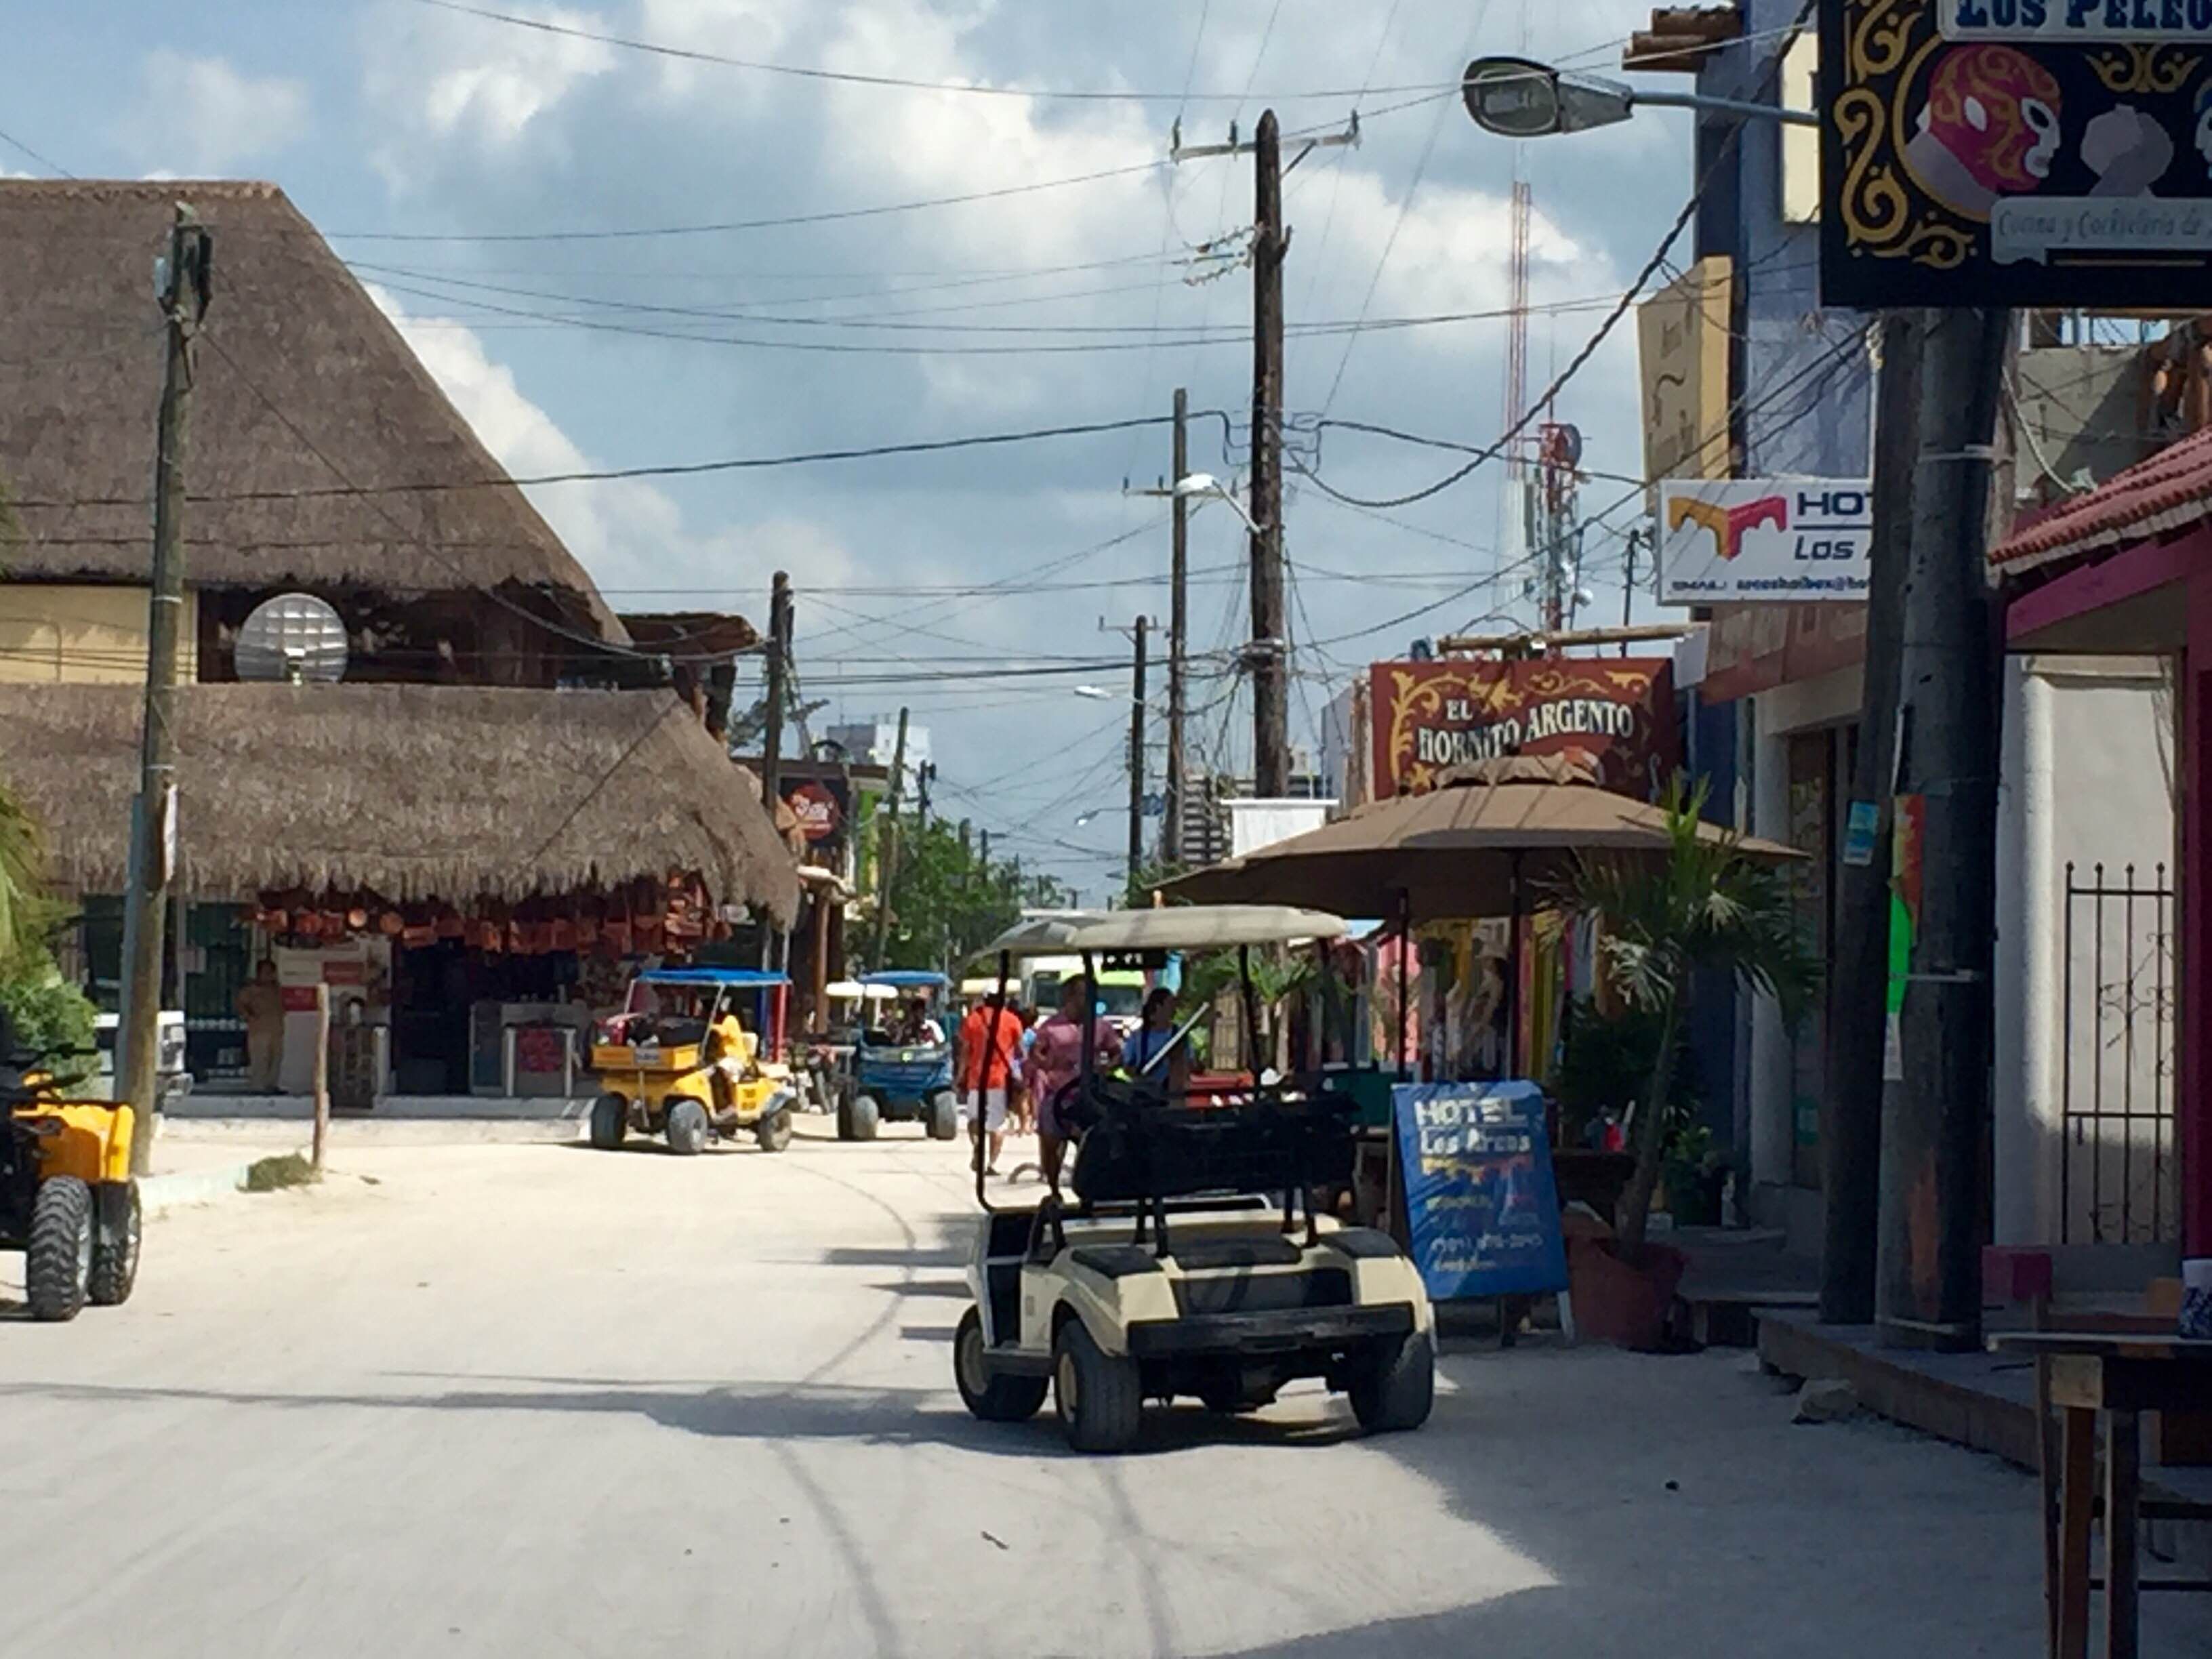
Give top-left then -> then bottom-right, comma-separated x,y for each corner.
825,718 -> 930,794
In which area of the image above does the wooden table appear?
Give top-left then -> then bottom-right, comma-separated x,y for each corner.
1989,1331 -> 2212,1659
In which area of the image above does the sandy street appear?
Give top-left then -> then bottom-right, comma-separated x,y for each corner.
0,1123 -> 2200,1658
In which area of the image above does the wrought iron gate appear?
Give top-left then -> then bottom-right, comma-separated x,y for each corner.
2060,863 -> 2179,1245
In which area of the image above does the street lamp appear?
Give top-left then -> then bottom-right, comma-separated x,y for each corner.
1172,472 -> 1267,536
1460,54 -> 1817,138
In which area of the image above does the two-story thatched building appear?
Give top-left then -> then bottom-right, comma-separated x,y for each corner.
0,180 -> 796,1092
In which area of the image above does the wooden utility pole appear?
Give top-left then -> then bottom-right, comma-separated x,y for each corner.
869,708 -> 910,967
1876,306 -> 2010,1352
1166,388 -> 1189,866
1250,110 -> 1290,798
118,204 -> 211,1174
759,570 -> 792,808
1127,616 -> 1149,900
1822,310 -> 1925,1326
310,984 -> 331,1174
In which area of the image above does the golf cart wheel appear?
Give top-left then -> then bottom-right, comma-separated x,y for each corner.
26,1175 -> 94,1323
848,1091 -> 880,1142
588,1092 -> 628,1150
926,1090 -> 959,1141
1053,1317 -> 1142,1454
835,1080 -> 855,1140
954,1308 -> 1047,1423
754,1108 -> 794,1154
89,1180 -> 142,1307
1349,1329 -> 1435,1433
665,1099 -> 710,1156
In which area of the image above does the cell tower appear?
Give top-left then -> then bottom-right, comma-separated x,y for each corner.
1501,176 -> 1532,528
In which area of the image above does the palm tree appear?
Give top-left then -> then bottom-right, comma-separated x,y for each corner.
1563,780 -> 1818,1259
0,776 -> 54,979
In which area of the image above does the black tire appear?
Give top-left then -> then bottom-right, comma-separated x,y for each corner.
1349,1329 -> 1435,1433
835,1082 -> 855,1141
926,1090 -> 960,1141
665,1099 -> 710,1156
588,1093 -> 628,1150
754,1107 -> 794,1153
954,1307 -> 1048,1423
1053,1317 -> 1143,1453
89,1180 -> 142,1307
27,1176 -> 94,1323
848,1091 -> 880,1143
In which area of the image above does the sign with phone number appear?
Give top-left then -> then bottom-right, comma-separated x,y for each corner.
1393,1080 -> 1568,1302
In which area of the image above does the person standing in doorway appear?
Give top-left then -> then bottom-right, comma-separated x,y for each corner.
236,960 -> 285,1094
1023,975 -> 1122,1193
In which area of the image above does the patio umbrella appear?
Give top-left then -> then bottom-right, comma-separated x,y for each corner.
1162,755 -> 1804,1074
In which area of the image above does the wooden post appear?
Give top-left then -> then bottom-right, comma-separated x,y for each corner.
311,983 -> 330,1172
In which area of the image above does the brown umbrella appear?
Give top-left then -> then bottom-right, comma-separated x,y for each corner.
1164,755 -> 1803,916
1161,756 -> 1804,1075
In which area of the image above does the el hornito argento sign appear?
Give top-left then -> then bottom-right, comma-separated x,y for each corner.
1823,0 -> 2212,306
1369,658 -> 1679,799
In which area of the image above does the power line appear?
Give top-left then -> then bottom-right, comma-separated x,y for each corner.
0,124 -> 71,177
10,411 -> 1231,511
403,0 -> 1459,104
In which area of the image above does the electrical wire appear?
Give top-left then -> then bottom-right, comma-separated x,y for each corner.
404,0 -> 1460,104
0,125 -> 71,177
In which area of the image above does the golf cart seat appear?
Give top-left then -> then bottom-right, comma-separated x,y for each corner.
1067,1078 -> 1356,1208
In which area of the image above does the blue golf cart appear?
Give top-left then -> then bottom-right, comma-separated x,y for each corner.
842,970 -> 960,1142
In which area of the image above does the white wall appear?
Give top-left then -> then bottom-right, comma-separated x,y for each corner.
1992,655 -> 2175,1246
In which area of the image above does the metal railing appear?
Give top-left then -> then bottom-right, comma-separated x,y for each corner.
2060,863 -> 2179,1245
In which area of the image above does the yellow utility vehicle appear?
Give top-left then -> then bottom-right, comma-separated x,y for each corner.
588,968 -> 799,1155
1,1034 -> 142,1322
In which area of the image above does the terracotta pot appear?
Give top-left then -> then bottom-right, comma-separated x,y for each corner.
1567,1237 -> 1687,1351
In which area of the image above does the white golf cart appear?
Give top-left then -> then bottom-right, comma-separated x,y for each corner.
953,905 -> 1435,1454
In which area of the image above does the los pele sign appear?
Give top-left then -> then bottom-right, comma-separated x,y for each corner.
1822,0 -> 2212,306
1658,479 -> 1871,605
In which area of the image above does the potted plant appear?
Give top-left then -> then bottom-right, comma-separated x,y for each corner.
1559,781 -> 1816,1348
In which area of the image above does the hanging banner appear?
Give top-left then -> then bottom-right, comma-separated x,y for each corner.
1660,479 -> 1873,604
1392,1080 -> 1569,1302
1824,0 -> 2212,306
1369,657 -> 1679,799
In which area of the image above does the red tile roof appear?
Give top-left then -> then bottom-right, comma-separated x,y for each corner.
1992,423 -> 2212,576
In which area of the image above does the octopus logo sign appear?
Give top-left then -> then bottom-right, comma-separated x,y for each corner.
1659,480 -> 1871,604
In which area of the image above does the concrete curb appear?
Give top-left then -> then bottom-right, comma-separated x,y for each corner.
141,1164 -> 252,1217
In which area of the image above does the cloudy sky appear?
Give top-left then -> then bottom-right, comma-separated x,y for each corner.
4,0 -> 1703,897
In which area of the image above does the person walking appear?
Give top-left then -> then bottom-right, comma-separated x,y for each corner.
956,991 -> 1021,1176
235,960 -> 285,1094
1023,975 -> 1122,1193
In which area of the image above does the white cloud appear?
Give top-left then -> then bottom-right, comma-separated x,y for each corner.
363,1 -> 616,178
367,283 -> 861,603
117,52 -> 308,174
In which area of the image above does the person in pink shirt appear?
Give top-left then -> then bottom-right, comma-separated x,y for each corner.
1023,975 -> 1122,1192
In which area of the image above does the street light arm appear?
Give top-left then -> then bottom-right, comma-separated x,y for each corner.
1630,88 -> 1819,127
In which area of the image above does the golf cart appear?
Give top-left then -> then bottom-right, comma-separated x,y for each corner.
588,968 -> 800,1155
0,1022 -> 141,1322
841,969 -> 958,1142
953,906 -> 1434,1454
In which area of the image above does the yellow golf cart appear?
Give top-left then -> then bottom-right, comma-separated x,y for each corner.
587,968 -> 800,1155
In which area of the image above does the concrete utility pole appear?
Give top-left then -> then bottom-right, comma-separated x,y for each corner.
1876,306 -> 2011,1351
1249,110 -> 1290,798
869,708 -> 910,968
119,203 -> 211,1173
1822,310 -> 1925,1326
1166,388 -> 1189,866
760,570 -> 791,810
1127,616 -> 1149,899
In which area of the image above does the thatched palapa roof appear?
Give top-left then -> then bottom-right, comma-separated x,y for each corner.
0,180 -> 619,636
0,684 -> 798,925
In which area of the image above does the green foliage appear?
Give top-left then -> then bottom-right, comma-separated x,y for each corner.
1175,946 -> 1315,1068
0,779 -> 56,977
245,1152 -> 319,1192
0,951 -> 98,1086
876,817 -> 1032,972
1553,996 -> 1698,1149
1562,778 -> 1820,1254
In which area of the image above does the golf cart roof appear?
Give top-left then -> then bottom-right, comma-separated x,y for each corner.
975,904 -> 1349,961
859,970 -> 952,988
635,968 -> 790,987
825,979 -> 899,1001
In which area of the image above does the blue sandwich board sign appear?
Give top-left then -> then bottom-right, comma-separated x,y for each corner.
1392,1080 -> 1569,1303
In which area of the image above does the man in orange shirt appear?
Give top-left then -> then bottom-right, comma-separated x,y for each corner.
958,991 -> 1022,1176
